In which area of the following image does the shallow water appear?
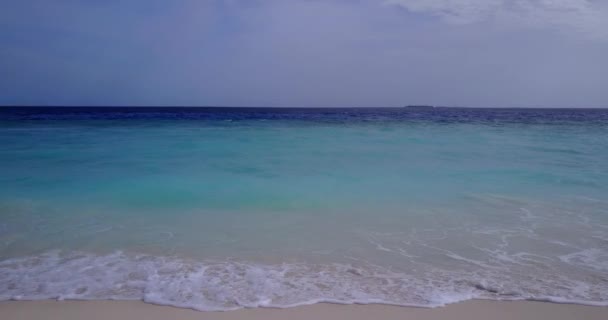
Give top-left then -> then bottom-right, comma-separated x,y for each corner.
1,107 -> 607,310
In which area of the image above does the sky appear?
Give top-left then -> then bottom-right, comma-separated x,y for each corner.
1,0 -> 607,108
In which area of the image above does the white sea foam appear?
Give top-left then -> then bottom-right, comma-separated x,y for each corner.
559,249 -> 608,272
1,250 -> 607,311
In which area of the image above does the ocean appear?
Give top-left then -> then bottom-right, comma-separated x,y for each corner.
1,107 -> 607,310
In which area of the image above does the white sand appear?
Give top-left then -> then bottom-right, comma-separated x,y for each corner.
1,300 -> 606,320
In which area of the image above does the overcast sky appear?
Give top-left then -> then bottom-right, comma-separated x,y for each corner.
1,0 -> 607,108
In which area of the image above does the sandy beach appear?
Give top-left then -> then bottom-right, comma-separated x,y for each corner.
1,300 -> 606,320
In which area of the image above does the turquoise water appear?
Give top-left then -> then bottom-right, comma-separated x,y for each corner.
1,108 -> 608,310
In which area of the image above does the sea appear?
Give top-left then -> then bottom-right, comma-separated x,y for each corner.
0,107 -> 607,311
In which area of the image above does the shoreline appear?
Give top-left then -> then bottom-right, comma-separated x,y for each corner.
1,300 -> 607,320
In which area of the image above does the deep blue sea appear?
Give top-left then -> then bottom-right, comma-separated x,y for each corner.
1,107 -> 607,310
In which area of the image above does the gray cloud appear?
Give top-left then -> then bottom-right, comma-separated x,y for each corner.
385,0 -> 608,40
0,0 -> 606,107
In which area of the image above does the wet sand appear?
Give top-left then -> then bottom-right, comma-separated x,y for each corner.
1,300 -> 606,320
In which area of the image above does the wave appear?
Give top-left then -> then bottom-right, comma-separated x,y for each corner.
1,251 -> 607,311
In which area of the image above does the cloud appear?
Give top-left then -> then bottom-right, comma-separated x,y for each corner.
0,0 -> 607,107
385,0 -> 608,40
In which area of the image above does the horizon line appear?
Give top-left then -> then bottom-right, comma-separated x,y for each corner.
2,105 -> 607,110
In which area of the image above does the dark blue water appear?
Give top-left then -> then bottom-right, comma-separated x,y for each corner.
2,107 -> 608,124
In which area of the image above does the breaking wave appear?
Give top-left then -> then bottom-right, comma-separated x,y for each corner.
1,250 -> 607,311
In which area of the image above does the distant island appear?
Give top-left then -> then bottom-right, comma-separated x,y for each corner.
404,105 -> 435,109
